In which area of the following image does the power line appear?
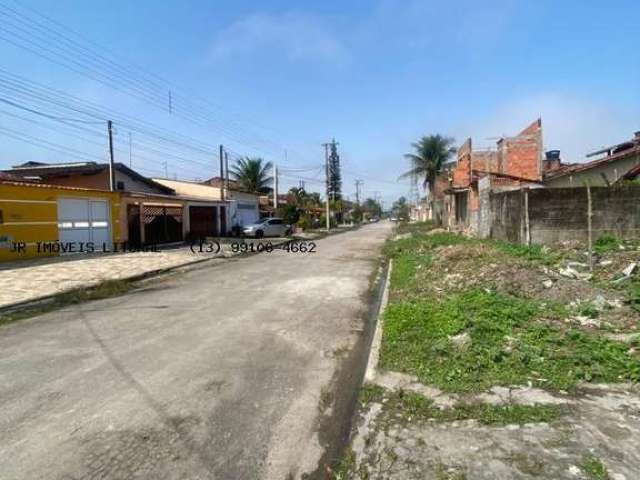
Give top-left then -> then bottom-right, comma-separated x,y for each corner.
0,105 -> 208,179
0,1 -> 313,164
6,0 -> 315,162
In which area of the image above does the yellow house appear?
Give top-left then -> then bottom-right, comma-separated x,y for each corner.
0,180 -> 121,262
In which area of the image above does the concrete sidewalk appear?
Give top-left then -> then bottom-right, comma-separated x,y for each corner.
0,239 -> 289,309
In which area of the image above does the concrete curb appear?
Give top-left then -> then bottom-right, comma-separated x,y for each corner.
364,258 -> 393,383
0,237 -> 295,315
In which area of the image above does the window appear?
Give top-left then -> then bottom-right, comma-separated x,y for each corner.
116,181 -> 125,190
269,219 -> 282,225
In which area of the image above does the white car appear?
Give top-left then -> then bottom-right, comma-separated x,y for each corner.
242,218 -> 292,238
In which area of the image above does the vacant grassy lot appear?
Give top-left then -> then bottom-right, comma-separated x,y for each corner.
379,223 -> 640,393
339,223 -> 640,479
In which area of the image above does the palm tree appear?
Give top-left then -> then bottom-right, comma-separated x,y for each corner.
400,134 -> 456,197
230,157 -> 273,193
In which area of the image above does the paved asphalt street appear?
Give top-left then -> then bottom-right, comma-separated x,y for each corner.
0,221 -> 393,480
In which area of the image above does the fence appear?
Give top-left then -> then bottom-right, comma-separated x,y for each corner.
487,185 -> 640,245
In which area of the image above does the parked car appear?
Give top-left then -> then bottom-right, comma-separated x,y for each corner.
243,218 -> 292,238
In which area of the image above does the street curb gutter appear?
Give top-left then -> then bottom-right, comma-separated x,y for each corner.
364,258 -> 392,383
0,237 -> 296,316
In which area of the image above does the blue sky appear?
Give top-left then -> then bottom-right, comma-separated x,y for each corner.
0,0 -> 638,206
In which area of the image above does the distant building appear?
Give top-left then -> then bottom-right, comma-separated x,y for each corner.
444,119 -> 544,234
4,161 -> 186,246
543,131 -> 640,187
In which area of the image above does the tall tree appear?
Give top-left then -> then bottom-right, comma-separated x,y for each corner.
363,198 -> 382,217
230,157 -> 273,193
328,139 -> 342,201
400,135 -> 455,197
392,196 -> 410,221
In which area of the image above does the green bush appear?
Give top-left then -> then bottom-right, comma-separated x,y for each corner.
297,216 -> 310,231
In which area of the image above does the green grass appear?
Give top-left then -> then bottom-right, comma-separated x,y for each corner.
489,240 -> 559,265
580,454 -> 610,480
385,227 -> 558,269
395,220 -> 438,235
359,383 -> 386,408
594,233 -> 619,254
379,224 -> 640,393
628,278 -> 640,313
379,289 -> 640,393
0,279 -> 134,326
359,385 -> 563,426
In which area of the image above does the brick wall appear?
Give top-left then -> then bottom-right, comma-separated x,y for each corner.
499,118 -> 542,181
452,138 -> 472,187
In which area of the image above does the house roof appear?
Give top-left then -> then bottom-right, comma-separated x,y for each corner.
620,163 -> 640,181
473,169 -> 543,184
0,179 -> 117,192
204,176 -> 241,189
6,161 -> 175,194
544,144 -> 640,181
151,178 -> 223,201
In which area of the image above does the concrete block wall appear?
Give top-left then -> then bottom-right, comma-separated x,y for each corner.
488,186 -> 640,245
489,190 -> 523,243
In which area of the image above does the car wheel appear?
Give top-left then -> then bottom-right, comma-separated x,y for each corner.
256,230 -> 264,238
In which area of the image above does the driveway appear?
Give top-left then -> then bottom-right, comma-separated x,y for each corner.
0,221 -> 393,480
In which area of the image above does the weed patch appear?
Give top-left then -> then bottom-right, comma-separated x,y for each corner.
379,290 -> 640,392
594,234 -> 619,255
360,387 -> 563,427
489,240 -> 559,265
580,454 -> 610,480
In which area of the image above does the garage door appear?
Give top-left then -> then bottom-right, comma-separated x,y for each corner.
189,206 -> 217,239
57,198 -> 111,251
235,202 -> 258,227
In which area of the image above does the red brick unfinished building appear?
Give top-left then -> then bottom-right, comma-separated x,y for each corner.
443,118 -> 544,235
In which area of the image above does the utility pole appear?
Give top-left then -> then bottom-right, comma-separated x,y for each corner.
373,191 -> 382,216
219,144 -> 225,201
322,142 -> 331,231
107,120 -> 115,191
273,163 -> 279,210
162,161 -> 168,178
355,179 -> 363,205
168,90 -> 173,114
224,151 -> 230,199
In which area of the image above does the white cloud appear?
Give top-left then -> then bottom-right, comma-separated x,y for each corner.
461,93 -> 638,163
209,12 -> 348,63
